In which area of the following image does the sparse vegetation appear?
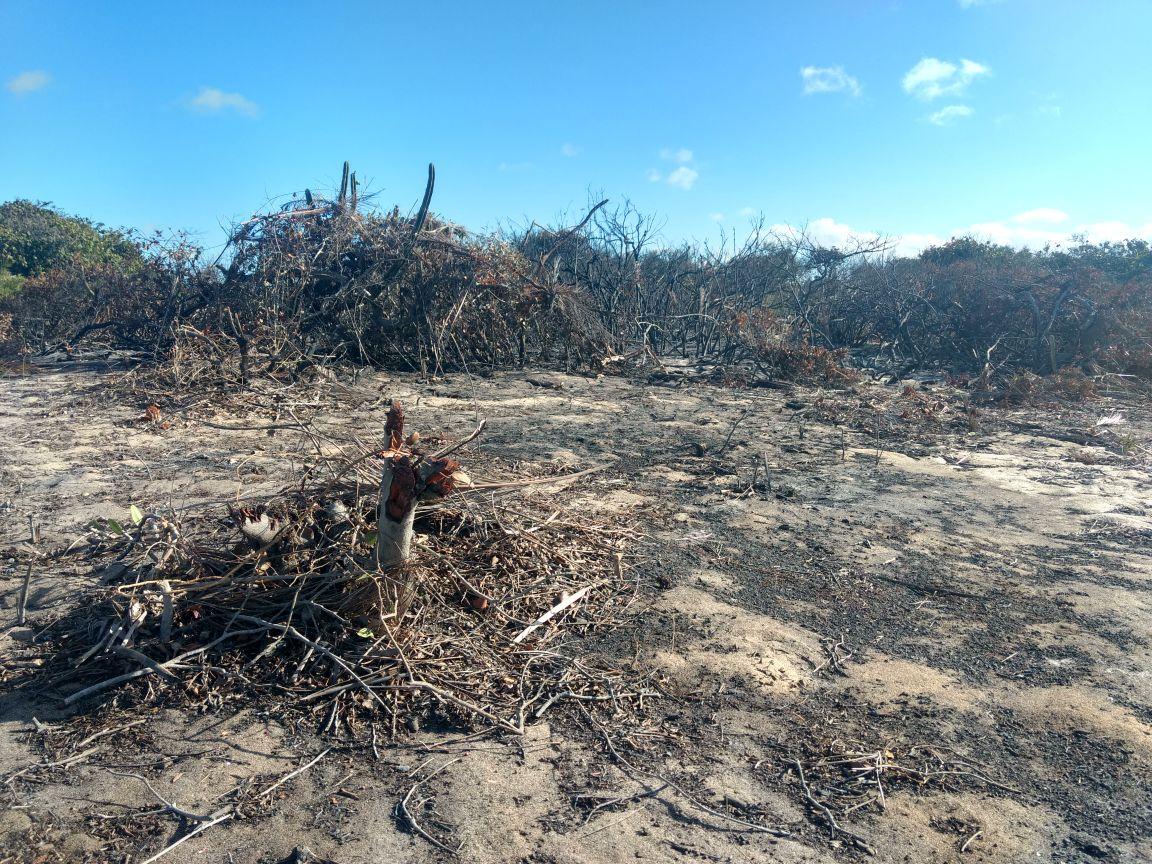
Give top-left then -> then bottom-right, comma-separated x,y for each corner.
2,164 -> 1149,391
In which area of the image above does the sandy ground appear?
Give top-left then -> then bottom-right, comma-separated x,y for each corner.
1,366 -> 1150,863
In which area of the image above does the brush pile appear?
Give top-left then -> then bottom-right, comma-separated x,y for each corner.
198,164 -> 610,379
33,409 -> 646,736
2,163 -> 613,381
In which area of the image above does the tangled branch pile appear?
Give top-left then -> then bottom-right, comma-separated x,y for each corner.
3,164 -> 1150,386
2,164 -> 610,383
197,164 -> 609,378
30,414 -> 645,736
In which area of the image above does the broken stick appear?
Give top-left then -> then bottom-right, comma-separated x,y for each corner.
512,582 -> 601,644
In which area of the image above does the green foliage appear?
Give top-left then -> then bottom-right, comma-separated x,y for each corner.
0,200 -> 140,279
0,270 -> 23,300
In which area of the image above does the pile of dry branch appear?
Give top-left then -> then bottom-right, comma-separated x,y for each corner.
2,162 -> 614,383
30,405 -> 646,737
161,163 -> 610,385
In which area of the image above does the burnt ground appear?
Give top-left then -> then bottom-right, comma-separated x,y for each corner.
1,365 -> 1151,863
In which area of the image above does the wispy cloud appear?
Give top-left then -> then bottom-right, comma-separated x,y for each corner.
709,212 -> 725,222
560,142 -> 579,157
498,160 -> 534,173
1013,208 -> 1068,225
189,87 -> 260,117
666,166 -> 699,190
739,206 -> 757,218
659,147 -> 693,164
958,0 -> 1005,7
928,104 -> 974,125
903,58 -> 989,101
800,65 -> 861,97
6,70 -> 51,95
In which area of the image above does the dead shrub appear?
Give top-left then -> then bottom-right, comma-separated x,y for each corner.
1046,366 -> 1098,400
730,308 -> 857,385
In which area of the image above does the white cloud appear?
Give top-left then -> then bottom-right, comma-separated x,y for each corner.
560,142 -> 579,157
806,217 -> 867,247
767,217 -> 952,256
6,70 -> 50,94
659,147 -> 693,164
666,165 -> 699,190
498,160 -> 534,173
800,65 -> 861,97
784,211 -> 1149,256
766,211 -> 1152,257
739,206 -> 757,218
924,217 -> 1151,251
903,57 -> 990,101
967,221 -> 1064,246
992,220 -> 1152,247
650,148 -> 699,189
767,218 -> 929,257
928,104 -> 974,125
1012,208 -> 1068,225
892,232 -> 946,256
941,214 -> 1150,250
710,212 -> 725,222
769,217 -> 879,249
189,87 -> 259,117
1037,104 -> 1063,119
1079,221 -> 1151,243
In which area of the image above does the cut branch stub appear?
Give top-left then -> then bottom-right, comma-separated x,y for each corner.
385,400 -> 405,451
377,454 -> 417,569
375,400 -> 464,571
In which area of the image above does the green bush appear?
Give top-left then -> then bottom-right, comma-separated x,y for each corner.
0,200 -> 139,278
0,270 -> 23,300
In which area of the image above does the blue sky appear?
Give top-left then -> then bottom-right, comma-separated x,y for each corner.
2,0 -> 1150,255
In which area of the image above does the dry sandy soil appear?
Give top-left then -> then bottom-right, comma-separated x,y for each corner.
1,364 -> 1151,863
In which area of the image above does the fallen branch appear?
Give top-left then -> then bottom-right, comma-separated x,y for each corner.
790,759 -> 875,856
579,706 -> 789,837
137,748 -> 332,864
396,757 -> 464,855
255,747 -> 332,800
106,769 -> 218,823
512,583 -> 599,644
16,563 -> 31,626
